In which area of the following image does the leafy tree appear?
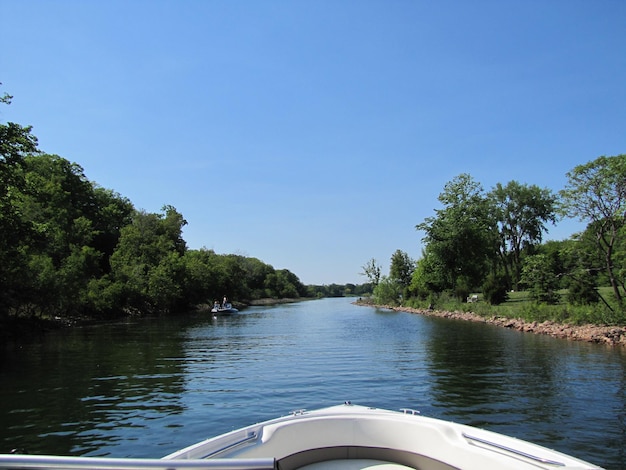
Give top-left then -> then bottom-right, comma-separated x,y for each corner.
19,155 -> 100,260
90,187 -> 134,269
373,276 -> 402,305
109,206 -> 188,314
538,240 -> 574,289
567,269 -> 599,306
8,154 -> 135,317
520,254 -> 560,304
489,181 -> 557,289
216,254 -> 251,300
360,258 -> 381,287
482,273 -> 509,305
239,256 -> 275,298
181,248 -> 223,305
416,174 -> 498,293
389,249 -> 415,293
264,269 -> 306,299
559,155 -> 626,305
0,89 -> 40,317
0,83 -> 12,105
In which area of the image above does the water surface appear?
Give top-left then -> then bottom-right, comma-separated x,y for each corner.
1,298 -> 624,468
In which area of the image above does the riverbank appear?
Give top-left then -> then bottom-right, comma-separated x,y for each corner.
355,301 -> 626,346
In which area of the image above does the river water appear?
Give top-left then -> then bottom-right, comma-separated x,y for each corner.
1,297 -> 625,468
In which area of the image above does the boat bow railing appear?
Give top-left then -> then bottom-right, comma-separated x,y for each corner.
0,454 -> 276,470
463,434 -> 566,467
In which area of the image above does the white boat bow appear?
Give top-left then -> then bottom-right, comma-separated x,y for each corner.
0,403 -> 603,470
165,403 -> 600,470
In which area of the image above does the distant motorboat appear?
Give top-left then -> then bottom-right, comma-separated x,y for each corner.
211,302 -> 238,314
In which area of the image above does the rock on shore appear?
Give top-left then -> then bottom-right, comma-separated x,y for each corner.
359,303 -> 626,346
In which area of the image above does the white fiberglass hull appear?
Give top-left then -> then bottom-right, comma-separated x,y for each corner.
0,404 -> 603,470
164,403 -> 602,470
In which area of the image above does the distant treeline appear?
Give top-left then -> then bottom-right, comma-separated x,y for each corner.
308,283 -> 372,298
0,91 -> 368,322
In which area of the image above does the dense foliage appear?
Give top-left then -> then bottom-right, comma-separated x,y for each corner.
1,93 -> 369,323
371,155 -> 626,324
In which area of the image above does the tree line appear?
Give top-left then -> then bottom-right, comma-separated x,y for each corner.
0,88 -> 365,323
363,155 -> 626,322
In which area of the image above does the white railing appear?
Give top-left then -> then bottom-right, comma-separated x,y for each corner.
0,454 -> 276,470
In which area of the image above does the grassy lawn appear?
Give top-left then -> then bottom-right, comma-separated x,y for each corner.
406,287 -> 625,326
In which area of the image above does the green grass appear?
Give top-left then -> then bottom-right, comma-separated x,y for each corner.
404,288 -> 626,326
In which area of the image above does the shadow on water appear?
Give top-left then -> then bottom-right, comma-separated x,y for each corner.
0,317 -> 192,456
424,315 -> 626,467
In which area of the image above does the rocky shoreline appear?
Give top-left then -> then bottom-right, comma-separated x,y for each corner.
356,302 -> 626,346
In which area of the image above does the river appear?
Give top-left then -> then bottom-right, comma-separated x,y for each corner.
1,297 -> 625,468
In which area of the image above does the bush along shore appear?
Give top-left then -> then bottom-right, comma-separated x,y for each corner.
355,300 -> 626,346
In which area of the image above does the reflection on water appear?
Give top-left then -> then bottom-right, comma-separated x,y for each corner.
1,319 -> 188,456
1,298 -> 625,468
425,316 -> 626,464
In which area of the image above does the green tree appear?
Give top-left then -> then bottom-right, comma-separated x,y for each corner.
0,89 -> 40,317
481,273 -> 509,305
0,83 -> 12,105
538,240 -> 574,289
264,269 -> 305,299
416,174 -> 498,295
12,154 -> 133,317
520,254 -> 560,304
110,206 -> 188,314
389,249 -> 415,292
360,258 -> 381,287
240,256 -> 275,299
373,275 -> 402,305
567,269 -> 599,306
19,155 -> 100,260
409,247 -> 449,298
215,254 -> 250,300
90,187 -> 134,269
489,181 -> 558,289
181,248 -> 223,305
559,155 -> 626,305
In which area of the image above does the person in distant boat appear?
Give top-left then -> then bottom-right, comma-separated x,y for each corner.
223,295 -> 228,307
214,300 -> 220,310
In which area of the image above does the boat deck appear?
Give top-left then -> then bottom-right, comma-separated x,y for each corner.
300,460 -> 413,470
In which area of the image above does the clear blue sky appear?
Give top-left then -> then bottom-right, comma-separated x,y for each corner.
1,1 -> 624,285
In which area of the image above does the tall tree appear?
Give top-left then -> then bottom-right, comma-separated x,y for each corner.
559,155 -> 626,304
109,206 -> 188,314
13,154 -> 134,317
389,249 -> 415,292
360,258 -> 381,287
410,248 -> 447,297
416,174 -> 498,295
489,181 -> 558,289
0,86 -> 40,316
520,254 -> 560,304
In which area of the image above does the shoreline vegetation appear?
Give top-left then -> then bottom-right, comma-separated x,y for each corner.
1,298 -> 301,341
3,101 -> 623,347
4,296 -> 625,347
354,299 -> 626,346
